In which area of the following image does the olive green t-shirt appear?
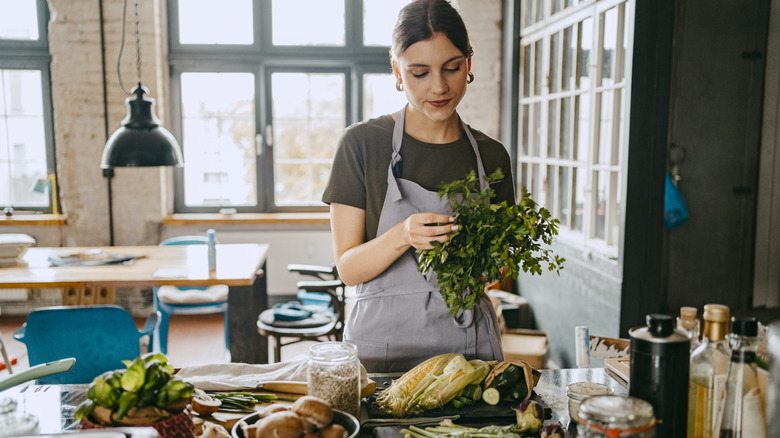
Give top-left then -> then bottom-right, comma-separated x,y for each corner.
321,114 -> 515,241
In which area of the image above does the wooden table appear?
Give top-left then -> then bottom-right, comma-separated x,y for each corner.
0,244 -> 270,364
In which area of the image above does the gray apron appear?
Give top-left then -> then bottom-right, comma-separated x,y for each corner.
343,106 -> 504,373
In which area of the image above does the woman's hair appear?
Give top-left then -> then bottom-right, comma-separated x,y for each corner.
390,0 -> 473,60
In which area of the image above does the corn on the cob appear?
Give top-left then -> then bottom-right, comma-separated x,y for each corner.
375,353 -> 455,417
375,354 -> 489,417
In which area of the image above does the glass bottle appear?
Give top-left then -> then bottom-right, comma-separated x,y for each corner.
307,341 -> 361,418
767,321 -> 780,437
717,317 -> 766,438
678,306 -> 701,352
206,228 -> 216,275
687,304 -> 731,438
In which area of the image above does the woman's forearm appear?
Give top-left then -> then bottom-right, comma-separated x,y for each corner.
335,221 -> 410,286
330,203 -> 456,287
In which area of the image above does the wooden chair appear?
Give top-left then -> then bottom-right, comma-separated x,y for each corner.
257,264 -> 345,363
13,305 -> 159,384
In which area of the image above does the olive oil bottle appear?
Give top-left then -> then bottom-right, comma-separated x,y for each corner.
687,304 -> 730,438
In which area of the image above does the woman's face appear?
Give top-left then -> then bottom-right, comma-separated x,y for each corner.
393,32 -> 471,124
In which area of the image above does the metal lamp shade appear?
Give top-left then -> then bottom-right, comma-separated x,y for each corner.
101,84 -> 183,168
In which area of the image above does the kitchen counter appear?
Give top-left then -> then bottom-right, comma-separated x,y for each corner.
4,368 -> 626,436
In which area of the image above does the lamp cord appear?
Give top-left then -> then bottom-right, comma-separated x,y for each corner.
117,0 -> 142,95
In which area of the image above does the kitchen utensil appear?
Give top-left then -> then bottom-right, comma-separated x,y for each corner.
0,357 -> 76,392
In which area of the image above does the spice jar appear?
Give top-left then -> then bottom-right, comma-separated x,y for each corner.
307,342 -> 361,418
577,395 -> 656,438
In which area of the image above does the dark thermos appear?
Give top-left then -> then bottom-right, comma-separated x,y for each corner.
629,314 -> 690,438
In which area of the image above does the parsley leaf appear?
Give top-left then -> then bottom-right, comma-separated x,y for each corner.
417,169 -> 564,314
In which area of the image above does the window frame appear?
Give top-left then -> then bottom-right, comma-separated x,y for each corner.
515,0 -> 633,260
0,0 -> 56,213
168,0 -> 399,213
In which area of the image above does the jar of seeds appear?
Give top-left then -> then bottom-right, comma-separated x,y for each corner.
307,341 -> 361,417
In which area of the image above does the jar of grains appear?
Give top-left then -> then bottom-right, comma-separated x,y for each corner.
307,342 -> 361,417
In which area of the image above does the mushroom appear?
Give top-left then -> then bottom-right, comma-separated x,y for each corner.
191,389 -> 222,416
291,396 -> 334,429
319,424 -> 349,438
255,410 -> 304,438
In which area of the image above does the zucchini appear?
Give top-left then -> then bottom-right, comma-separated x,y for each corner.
495,364 -> 522,387
509,374 -> 528,401
482,387 -> 502,406
451,399 -> 466,408
460,384 -> 483,402
456,396 -> 475,406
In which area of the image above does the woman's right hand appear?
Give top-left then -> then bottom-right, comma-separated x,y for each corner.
402,212 -> 457,250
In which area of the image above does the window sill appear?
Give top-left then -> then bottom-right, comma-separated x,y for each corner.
163,212 -> 330,226
0,213 -> 66,226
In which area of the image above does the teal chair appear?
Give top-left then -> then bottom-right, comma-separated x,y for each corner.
13,305 -> 159,384
151,235 -> 229,359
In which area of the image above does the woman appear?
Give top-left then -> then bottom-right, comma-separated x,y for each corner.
321,0 -> 514,373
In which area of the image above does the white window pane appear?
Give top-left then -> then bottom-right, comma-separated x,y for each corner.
272,0 -> 344,46
579,18 -> 592,89
272,72 -> 345,206
179,0 -> 253,44
363,73 -> 407,119
600,6 -> 618,86
598,90 -> 613,164
180,72 -> 256,207
0,0 -> 39,40
0,69 -> 47,207
363,0 -> 411,46
574,167 -> 585,232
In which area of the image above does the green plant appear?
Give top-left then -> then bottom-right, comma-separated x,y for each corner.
417,169 -> 564,314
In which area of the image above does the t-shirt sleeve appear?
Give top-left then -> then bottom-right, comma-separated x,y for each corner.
321,127 -> 366,210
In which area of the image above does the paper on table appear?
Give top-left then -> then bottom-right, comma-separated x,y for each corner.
176,355 -> 309,391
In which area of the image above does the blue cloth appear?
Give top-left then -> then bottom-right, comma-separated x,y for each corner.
664,173 -> 689,229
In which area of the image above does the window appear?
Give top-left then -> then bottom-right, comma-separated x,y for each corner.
0,0 -> 55,213
517,0 -> 632,258
169,0 -> 409,213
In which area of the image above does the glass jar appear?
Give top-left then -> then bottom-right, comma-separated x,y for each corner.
307,341 -> 361,418
577,395 -> 656,438
567,382 -> 614,424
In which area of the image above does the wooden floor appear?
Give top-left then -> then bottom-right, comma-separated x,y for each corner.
0,312 -> 314,377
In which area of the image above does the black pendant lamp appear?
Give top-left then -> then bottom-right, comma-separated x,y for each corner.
100,0 -> 183,169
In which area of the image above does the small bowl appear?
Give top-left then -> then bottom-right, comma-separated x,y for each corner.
231,409 -> 360,438
566,382 -> 614,423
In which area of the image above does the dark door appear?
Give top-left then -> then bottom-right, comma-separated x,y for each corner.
664,0 -> 769,312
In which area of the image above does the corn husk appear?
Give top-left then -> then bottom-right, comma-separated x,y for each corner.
375,353 -> 490,417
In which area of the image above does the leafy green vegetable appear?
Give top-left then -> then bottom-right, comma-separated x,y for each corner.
417,169 -> 564,314
74,352 -> 193,421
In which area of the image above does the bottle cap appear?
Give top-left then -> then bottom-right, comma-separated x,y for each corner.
680,306 -> 697,320
731,317 -> 758,336
703,304 -> 730,323
647,314 -> 674,337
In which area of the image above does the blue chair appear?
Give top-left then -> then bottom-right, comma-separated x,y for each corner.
13,305 -> 159,384
151,235 -> 229,359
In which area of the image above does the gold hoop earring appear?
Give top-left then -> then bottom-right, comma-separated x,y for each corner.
396,79 -> 404,92
467,71 -> 475,84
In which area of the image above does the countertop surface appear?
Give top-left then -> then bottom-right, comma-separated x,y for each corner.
3,367 -> 627,437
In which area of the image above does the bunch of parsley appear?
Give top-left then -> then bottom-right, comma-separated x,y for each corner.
417,169 -> 564,314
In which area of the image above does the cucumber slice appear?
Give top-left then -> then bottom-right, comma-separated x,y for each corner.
482,387 -> 502,406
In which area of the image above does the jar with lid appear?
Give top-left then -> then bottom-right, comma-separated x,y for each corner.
307,342 -> 361,418
577,395 -> 656,438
